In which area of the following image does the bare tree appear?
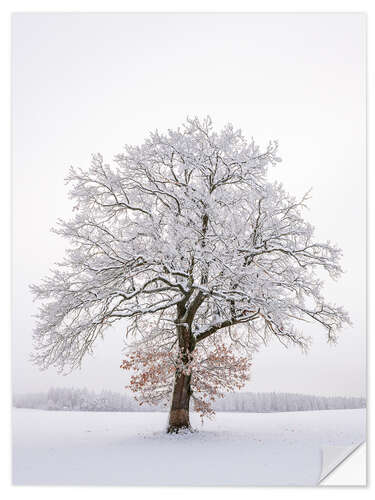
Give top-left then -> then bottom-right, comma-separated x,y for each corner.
31,117 -> 350,433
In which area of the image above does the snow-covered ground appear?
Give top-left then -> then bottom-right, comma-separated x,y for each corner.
12,408 -> 365,486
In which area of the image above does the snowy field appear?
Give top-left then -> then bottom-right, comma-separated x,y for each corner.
13,408 -> 365,486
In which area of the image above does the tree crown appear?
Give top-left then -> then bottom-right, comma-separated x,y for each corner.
31,116 -> 350,380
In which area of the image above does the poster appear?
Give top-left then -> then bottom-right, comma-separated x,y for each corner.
12,12 -> 366,486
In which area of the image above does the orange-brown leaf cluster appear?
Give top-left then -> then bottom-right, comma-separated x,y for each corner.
121,342 -> 251,419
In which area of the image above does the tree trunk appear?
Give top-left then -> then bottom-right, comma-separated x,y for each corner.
167,368 -> 192,433
167,307 -> 196,434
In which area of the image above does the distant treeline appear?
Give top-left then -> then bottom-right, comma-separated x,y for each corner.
13,387 -> 366,413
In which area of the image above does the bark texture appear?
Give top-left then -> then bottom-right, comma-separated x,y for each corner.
167,317 -> 194,433
167,370 -> 192,433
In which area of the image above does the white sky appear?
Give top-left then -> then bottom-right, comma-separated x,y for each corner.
12,13 -> 365,397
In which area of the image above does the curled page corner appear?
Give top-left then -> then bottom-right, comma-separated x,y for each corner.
320,442 -> 365,484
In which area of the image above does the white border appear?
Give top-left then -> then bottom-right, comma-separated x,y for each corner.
1,1 -> 372,499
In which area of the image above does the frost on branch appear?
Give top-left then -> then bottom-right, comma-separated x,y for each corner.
31,116 -> 350,420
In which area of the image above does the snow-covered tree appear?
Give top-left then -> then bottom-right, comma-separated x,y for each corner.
31,117 -> 350,433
